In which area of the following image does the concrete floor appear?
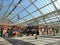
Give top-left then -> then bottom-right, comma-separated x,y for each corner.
0,35 -> 60,45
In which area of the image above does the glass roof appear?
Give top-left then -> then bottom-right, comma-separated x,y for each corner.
0,0 -> 60,26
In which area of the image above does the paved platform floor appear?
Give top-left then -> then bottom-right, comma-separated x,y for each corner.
0,37 -> 12,45
0,35 -> 60,45
11,36 -> 60,45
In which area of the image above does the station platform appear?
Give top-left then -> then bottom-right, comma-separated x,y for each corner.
0,37 -> 12,45
0,35 -> 60,45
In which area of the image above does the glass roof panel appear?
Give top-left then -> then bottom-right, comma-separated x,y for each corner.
47,14 -> 56,18
13,0 -> 20,5
54,0 -> 60,9
0,12 -> 4,17
0,0 -> 2,5
34,0 -> 42,9
57,0 -> 60,5
1,7 -> 9,16
8,12 -> 17,19
12,16 -> 18,22
58,15 -> 60,17
34,0 -> 51,9
49,16 -> 57,19
39,21 -> 45,24
58,17 -> 60,20
44,18 -> 49,21
46,20 -> 51,23
41,0 -> 51,6
23,15 -> 33,21
19,19 -> 25,23
0,0 -> 60,25
14,6 -> 23,13
21,0 -> 30,7
3,0 -> 12,6
40,4 -> 55,14
1,7 -> 8,12
40,7 -> 48,14
27,5 -> 36,13
50,18 -> 59,22
31,11 -> 41,18
19,10 -> 28,17
8,6 -> 14,11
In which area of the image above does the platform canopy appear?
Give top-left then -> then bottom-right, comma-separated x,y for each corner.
0,0 -> 60,26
